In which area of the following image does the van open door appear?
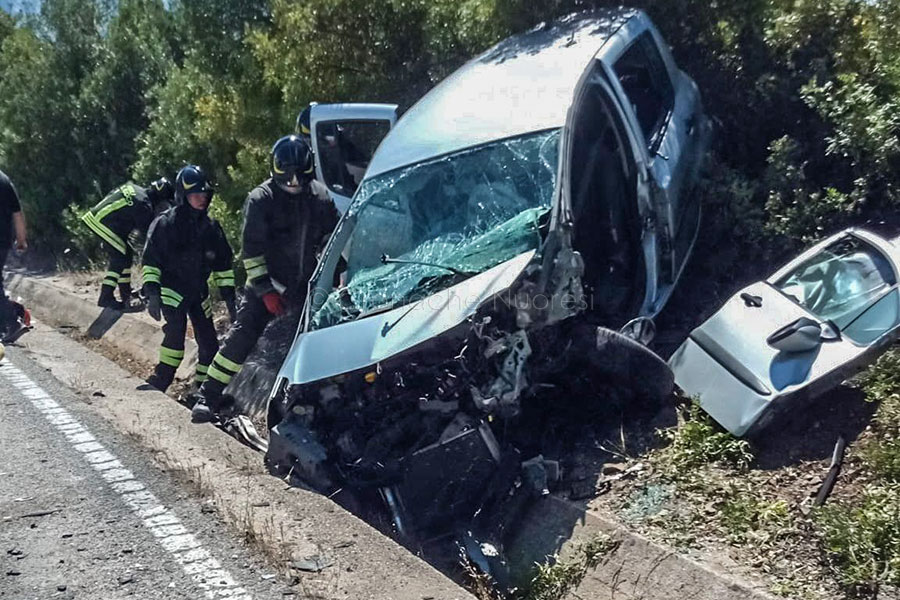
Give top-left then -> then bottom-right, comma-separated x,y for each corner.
308,103 -> 398,214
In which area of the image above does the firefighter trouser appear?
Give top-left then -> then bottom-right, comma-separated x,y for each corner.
150,296 -> 218,392
101,242 -> 134,300
0,248 -> 13,335
199,292 -> 271,407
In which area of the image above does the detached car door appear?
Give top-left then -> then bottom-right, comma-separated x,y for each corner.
309,103 -> 398,214
670,229 -> 900,437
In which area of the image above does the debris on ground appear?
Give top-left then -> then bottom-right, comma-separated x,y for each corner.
814,435 -> 847,507
291,555 -> 333,573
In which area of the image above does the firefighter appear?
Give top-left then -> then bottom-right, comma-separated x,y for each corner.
0,168 -> 27,342
191,135 -> 339,422
141,165 -> 237,393
295,102 -> 317,146
82,178 -> 174,310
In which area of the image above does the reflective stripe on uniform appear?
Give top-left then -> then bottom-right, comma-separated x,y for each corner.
243,256 -> 268,282
102,270 -> 120,287
160,287 -> 183,308
201,297 -> 212,318
81,212 -> 127,255
159,346 -> 185,367
207,365 -> 232,385
142,265 -> 161,284
246,264 -> 268,280
119,267 -> 132,284
195,363 -> 209,383
212,269 -> 235,288
243,256 -> 266,268
207,352 -> 242,385
213,353 -> 242,373
94,197 -> 129,222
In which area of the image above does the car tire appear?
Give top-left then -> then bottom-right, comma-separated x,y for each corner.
591,326 -> 675,403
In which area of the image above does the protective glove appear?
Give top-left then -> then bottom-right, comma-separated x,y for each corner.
261,292 -> 286,316
225,297 -> 237,323
146,293 -> 162,321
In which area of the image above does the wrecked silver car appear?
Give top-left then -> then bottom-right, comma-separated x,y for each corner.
671,229 -> 900,437
265,7 -> 710,563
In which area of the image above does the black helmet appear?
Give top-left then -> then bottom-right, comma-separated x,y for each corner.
174,165 -> 214,207
271,135 -> 314,193
295,102 -> 318,139
148,177 -> 174,205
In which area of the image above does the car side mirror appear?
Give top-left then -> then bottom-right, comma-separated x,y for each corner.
767,317 -> 823,353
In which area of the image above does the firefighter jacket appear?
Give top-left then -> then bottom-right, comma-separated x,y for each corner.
241,178 -> 339,301
81,183 -> 155,255
141,204 -> 235,308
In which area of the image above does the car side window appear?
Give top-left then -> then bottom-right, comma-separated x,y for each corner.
842,288 -> 900,345
774,236 -> 897,329
613,31 -> 675,151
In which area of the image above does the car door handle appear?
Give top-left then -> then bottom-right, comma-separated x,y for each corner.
741,292 -> 762,307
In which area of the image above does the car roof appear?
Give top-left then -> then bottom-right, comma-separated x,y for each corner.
366,8 -> 639,178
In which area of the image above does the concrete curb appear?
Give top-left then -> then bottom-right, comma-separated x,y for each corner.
17,320 -> 474,600
507,495 -> 777,599
6,272 -> 198,381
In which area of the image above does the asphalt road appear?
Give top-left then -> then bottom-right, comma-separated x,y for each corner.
0,346 -> 296,600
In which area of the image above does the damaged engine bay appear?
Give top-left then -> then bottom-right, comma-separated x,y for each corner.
266,293 -> 673,583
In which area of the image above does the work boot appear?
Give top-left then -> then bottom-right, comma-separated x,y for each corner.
97,286 -> 123,310
2,322 -> 30,344
142,372 -> 171,393
191,397 -> 215,423
191,392 -> 234,423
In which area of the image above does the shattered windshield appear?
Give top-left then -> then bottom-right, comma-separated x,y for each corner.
310,129 -> 561,330
774,236 -> 897,329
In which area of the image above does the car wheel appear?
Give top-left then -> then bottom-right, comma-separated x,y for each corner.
591,326 -> 674,403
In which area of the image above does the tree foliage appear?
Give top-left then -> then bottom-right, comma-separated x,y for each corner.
0,0 -> 898,262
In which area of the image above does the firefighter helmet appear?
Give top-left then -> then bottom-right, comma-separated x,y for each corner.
148,177 -> 174,206
174,165 -> 214,207
295,102 -> 318,140
271,135 -> 314,194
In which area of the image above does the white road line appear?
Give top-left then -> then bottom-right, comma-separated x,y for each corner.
0,361 -> 253,600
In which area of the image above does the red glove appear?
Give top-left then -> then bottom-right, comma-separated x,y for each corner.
261,292 -> 286,316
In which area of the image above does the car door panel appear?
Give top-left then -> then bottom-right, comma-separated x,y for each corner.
607,19 -> 708,285
670,229 -> 900,436
582,61 -> 661,317
309,103 -> 398,214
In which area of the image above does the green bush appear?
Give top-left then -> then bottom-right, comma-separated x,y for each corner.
523,535 -> 619,600
657,402 -> 755,476
857,349 -> 900,483
816,484 -> 900,589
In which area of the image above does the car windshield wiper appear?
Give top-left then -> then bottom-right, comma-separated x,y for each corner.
380,254 -> 475,276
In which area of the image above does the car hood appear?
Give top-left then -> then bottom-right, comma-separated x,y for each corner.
277,250 -> 536,386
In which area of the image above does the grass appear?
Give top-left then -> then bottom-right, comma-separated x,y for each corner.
811,349 -> 900,592
816,483 -> 900,590
718,483 -> 791,545
521,534 -> 619,600
655,401 -> 755,477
